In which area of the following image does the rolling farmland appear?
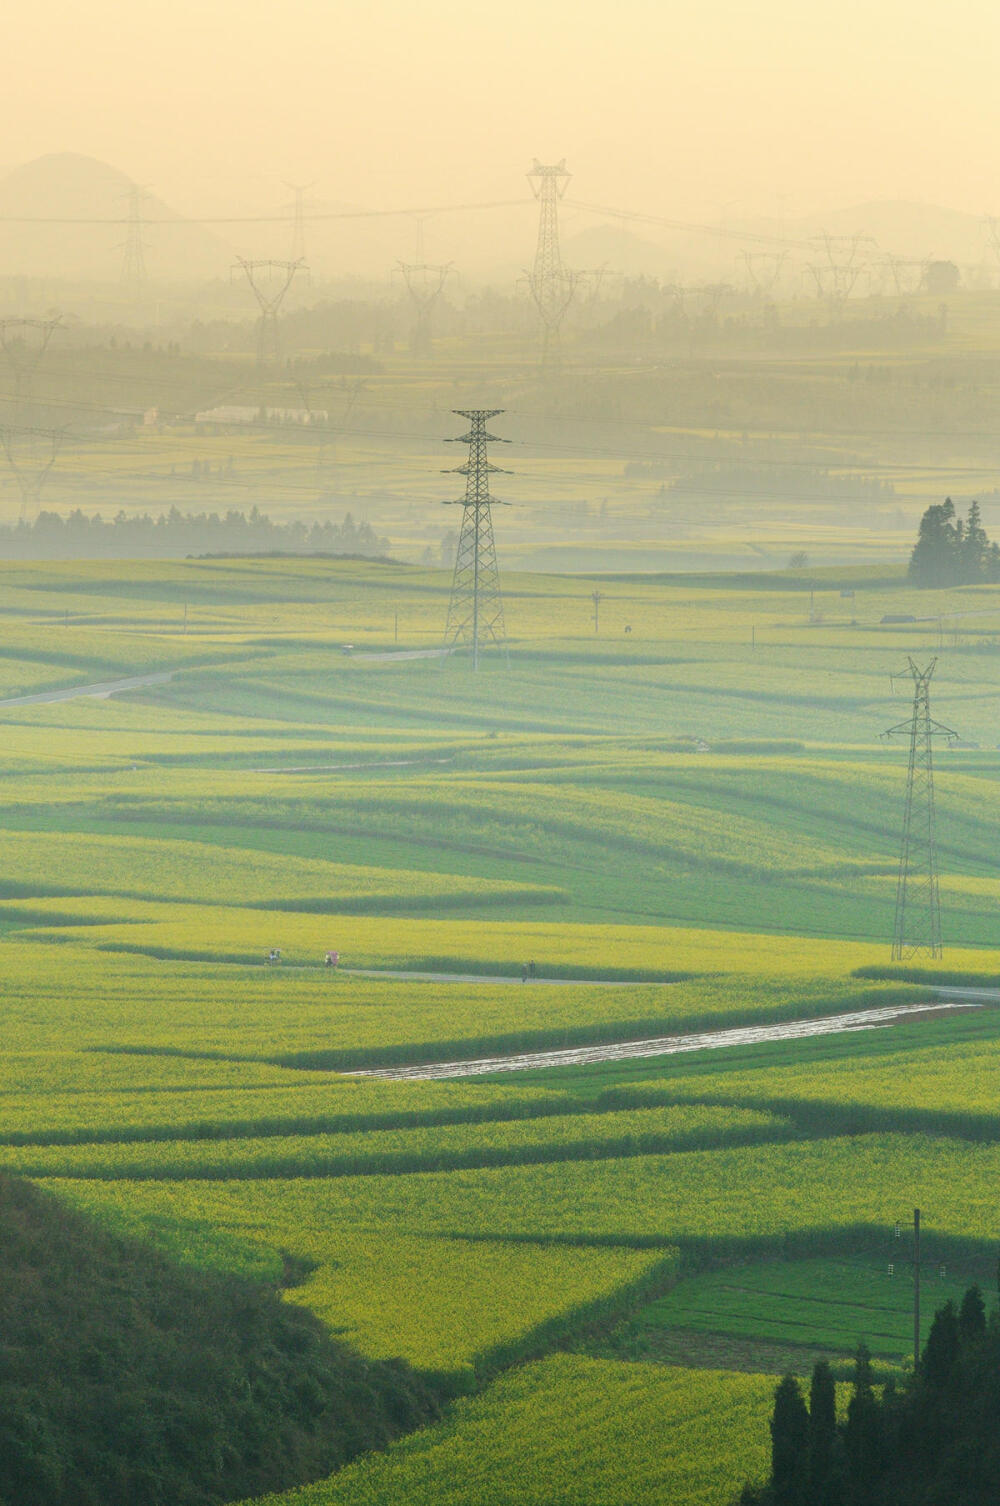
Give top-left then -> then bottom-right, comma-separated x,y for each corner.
0,556 -> 999,1504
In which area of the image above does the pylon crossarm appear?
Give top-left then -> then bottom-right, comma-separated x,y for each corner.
883,720 -> 957,742
442,462 -> 511,477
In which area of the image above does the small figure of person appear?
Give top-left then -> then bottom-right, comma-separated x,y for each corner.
325,950 -> 340,968
528,960 -> 536,980
521,963 -> 528,983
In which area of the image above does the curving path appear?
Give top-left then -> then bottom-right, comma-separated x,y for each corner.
345,996 -> 983,1080
0,670 -> 176,707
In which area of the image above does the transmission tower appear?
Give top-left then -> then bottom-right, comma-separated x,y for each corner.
0,425 -> 65,521
283,182 -> 315,267
741,251 -> 787,297
0,317 -> 63,419
882,658 -> 958,960
878,255 -> 930,298
232,258 -> 303,368
119,184 -> 149,292
441,409 -> 509,669
984,216 -> 1000,276
526,159 -> 576,366
399,261 -> 452,354
807,233 -> 877,308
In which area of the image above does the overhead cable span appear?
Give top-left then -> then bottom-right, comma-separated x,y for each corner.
0,199 -> 533,227
563,197 -> 814,250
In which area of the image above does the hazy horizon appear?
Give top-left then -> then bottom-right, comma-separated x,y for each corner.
3,0 -> 1000,230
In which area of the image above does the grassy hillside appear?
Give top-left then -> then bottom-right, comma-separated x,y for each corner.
0,1173 -> 438,1506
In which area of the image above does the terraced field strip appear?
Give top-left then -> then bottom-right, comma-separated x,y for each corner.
345,998 -> 982,1079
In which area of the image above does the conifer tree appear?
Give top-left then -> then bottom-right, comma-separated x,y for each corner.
922,1300 -> 960,1387
771,1374 -> 810,1506
844,1345 -> 881,1504
807,1360 -> 838,1506
957,1283 -> 986,1346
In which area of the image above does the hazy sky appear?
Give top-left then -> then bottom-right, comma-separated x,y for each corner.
3,0 -> 1000,222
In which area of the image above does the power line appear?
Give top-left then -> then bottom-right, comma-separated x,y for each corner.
563,197 -> 816,250
0,198 -> 532,227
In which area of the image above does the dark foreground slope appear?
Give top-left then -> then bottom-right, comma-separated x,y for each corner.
0,1174 -> 439,1506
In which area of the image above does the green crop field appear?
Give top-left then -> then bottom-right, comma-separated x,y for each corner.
1,554 -> 1000,1504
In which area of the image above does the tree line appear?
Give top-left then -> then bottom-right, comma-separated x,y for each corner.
740,1283 -> 1000,1505
0,505 -> 390,560
908,498 -> 1000,586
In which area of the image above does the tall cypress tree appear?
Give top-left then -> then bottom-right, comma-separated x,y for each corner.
844,1345 -> 881,1505
808,1360 -> 839,1506
957,1284 -> 986,1346
771,1374 -> 810,1506
962,500 -> 990,582
922,1300 -> 960,1388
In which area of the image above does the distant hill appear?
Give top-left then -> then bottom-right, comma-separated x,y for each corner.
0,153 -> 233,281
562,223 -> 680,279
783,199 -> 991,266
720,199 -> 994,278
564,199 -> 996,286
0,1173 -> 439,1506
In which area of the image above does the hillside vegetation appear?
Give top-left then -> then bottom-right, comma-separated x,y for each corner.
0,1173 -> 438,1506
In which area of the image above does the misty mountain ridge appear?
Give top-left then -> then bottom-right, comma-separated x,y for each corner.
0,153 -> 994,286
0,153 -> 232,282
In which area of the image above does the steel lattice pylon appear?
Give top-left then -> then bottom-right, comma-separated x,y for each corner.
232,258 -> 303,368
882,658 -> 958,960
441,409 -> 509,669
120,185 -> 149,292
399,261 -> 452,354
527,160 -> 575,367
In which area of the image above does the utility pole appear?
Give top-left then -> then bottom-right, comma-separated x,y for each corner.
913,1207 -> 921,1371
591,589 -> 602,633
441,409 -> 509,669
882,659 -> 958,959
399,261 -> 452,355
526,159 -> 575,368
120,184 -> 149,293
232,258 -> 303,369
